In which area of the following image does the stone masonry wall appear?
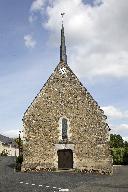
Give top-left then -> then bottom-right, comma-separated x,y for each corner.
22,61 -> 113,174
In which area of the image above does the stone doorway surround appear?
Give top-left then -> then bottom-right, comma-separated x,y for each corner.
54,144 -> 76,169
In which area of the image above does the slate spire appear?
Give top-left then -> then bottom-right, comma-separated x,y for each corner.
60,13 -> 67,64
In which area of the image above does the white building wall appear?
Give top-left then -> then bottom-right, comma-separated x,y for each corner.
0,141 -> 19,156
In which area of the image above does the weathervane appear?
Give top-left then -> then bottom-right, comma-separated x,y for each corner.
61,12 -> 65,25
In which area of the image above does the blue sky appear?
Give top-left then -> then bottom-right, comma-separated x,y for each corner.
0,0 -> 128,140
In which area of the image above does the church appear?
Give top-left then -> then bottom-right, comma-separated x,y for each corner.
22,17 -> 113,174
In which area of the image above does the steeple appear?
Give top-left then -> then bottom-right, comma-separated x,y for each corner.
60,13 -> 67,64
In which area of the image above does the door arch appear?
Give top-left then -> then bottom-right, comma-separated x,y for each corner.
57,149 -> 73,169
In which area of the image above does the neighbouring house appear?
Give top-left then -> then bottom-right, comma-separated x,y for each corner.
0,134 -> 19,156
22,20 -> 113,174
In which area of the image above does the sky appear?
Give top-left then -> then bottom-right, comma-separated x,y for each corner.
0,0 -> 128,140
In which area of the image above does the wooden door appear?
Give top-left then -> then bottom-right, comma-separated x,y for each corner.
58,149 -> 73,169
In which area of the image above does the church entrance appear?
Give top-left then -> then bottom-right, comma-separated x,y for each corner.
57,149 -> 73,169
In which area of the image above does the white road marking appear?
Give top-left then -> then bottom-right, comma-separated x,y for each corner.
46,185 -> 50,187
59,189 -> 69,192
19,181 -> 68,191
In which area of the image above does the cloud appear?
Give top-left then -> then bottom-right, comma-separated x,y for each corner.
111,124 -> 128,136
1,129 -> 20,138
29,0 -> 128,78
102,105 -> 128,138
28,14 -> 37,23
24,34 -> 36,48
93,0 -> 103,6
113,124 -> 128,131
102,106 -> 128,120
123,136 -> 128,142
30,0 -> 45,12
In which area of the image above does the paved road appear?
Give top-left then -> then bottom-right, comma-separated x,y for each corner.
0,157 -> 128,192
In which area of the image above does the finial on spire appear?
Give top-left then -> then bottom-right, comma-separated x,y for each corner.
61,12 -> 65,25
60,13 -> 67,64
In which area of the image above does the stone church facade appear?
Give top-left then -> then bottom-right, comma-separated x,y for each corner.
22,22 -> 113,174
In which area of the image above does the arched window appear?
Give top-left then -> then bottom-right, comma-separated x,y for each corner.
62,118 -> 68,140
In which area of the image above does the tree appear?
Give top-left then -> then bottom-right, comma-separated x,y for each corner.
110,134 -> 128,165
111,148 -> 124,165
123,147 -> 128,165
124,141 -> 128,148
110,134 -> 124,148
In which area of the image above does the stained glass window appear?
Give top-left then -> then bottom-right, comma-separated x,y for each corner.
62,118 -> 68,140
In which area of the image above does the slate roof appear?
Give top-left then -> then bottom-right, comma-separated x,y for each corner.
0,134 -> 18,148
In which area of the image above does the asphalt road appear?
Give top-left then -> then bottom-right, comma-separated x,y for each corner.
0,157 -> 128,192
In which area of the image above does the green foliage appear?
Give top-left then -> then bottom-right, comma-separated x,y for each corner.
15,138 -> 23,147
123,147 -> 128,165
51,167 -> 56,171
110,134 -> 124,148
16,155 -> 23,164
16,155 -> 23,171
124,141 -> 128,148
111,146 -> 128,165
1,150 -> 8,156
110,134 -> 128,165
111,148 -> 124,165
